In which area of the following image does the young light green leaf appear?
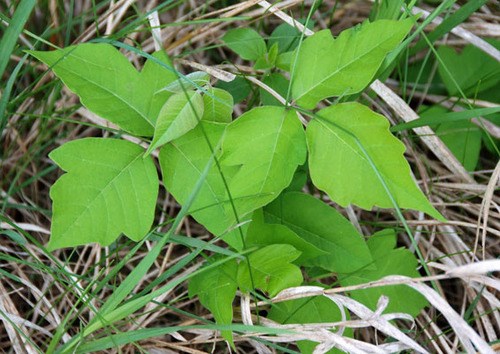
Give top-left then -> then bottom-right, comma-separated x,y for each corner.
221,107 -> 307,214
202,87 -> 233,123
146,91 -> 204,154
307,103 -> 443,220
222,28 -> 267,61
264,192 -> 373,273
28,44 -> 176,136
339,229 -> 428,317
48,138 -> 158,250
189,258 -> 238,344
237,244 -> 303,297
245,209 -> 327,263
160,71 -> 210,93
291,19 -> 413,109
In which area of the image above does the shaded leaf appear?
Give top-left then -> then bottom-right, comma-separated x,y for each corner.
437,43 -> 500,97
291,19 -> 412,108
237,244 -> 302,296
307,102 -> 443,220
339,229 -> 428,317
260,73 -> 289,106
222,28 -> 267,61
48,138 -> 158,250
268,295 -> 348,354
264,192 -> 373,273
189,258 -> 238,343
216,76 -> 252,104
245,209 -> 327,263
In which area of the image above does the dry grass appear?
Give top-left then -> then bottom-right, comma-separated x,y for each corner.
1,0 -> 499,353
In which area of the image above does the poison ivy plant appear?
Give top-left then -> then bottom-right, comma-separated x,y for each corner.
30,16 -> 443,348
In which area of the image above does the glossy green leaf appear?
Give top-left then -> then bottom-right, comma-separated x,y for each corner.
339,230 -> 428,317
48,138 -> 159,250
28,44 -> 176,135
245,209 -> 327,263
237,244 -> 302,297
264,192 -> 373,273
291,19 -> 413,108
307,103 -> 443,220
189,258 -> 238,343
202,87 -> 233,123
437,43 -> 500,97
221,107 -> 307,214
268,295 -> 348,354
222,28 -> 267,61
146,91 -> 204,154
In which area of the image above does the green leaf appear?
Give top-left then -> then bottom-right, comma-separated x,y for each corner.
221,107 -> 307,214
424,106 -> 482,171
48,138 -> 159,250
307,102 -> 443,220
237,244 -> 303,297
160,71 -> 210,93
222,28 -> 267,61
260,73 -> 289,106
391,106 -> 500,132
437,44 -> 500,97
159,121 -> 235,237
268,295 -> 348,354
160,107 -> 306,248
339,229 -> 428,317
245,209 -> 327,263
264,192 -> 373,273
189,258 -> 238,344
146,91 -> 204,154
291,19 -> 413,109
28,44 -> 176,136
216,76 -> 252,104
202,87 -> 233,123
254,42 -> 279,70
139,50 -> 178,124
268,20 -> 314,54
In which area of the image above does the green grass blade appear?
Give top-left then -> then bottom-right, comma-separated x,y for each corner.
410,0 -> 488,55
0,0 -> 35,79
391,107 -> 500,132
